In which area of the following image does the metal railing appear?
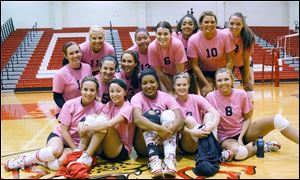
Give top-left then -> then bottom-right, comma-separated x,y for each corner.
1,17 -> 15,44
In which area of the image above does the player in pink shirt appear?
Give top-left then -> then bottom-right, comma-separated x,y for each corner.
148,21 -> 187,93
53,41 -> 92,118
80,25 -> 115,75
95,55 -> 118,104
187,11 -> 235,97
74,78 -> 134,166
131,68 -> 183,178
205,68 -> 299,161
173,72 -> 220,154
173,12 -> 199,94
5,76 -> 104,171
116,50 -> 141,101
128,28 -> 151,71
225,12 -> 256,102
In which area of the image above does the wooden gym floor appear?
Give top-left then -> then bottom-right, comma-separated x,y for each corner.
1,83 -> 299,179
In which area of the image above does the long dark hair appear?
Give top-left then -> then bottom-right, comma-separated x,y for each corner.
229,12 -> 255,50
176,13 -> 199,34
121,50 -> 140,89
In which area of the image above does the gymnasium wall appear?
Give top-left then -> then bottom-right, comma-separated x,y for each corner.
1,1 -> 299,29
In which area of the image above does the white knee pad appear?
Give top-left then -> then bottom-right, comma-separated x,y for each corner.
274,114 -> 290,131
246,91 -> 255,102
84,115 -> 96,125
95,115 -> 108,123
160,110 -> 176,126
234,145 -> 248,160
46,159 -> 60,170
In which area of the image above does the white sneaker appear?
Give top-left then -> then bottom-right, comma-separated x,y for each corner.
163,157 -> 177,177
76,151 -> 93,167
264,141 -> 281,152
4,154 -> 28,171
221,149 -> 233,162
148,156 -> 163,178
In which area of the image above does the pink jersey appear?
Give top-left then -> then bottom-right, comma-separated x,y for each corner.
53,96 -> 104,146
79,41 -> 115,72
148,37 -> 187,75
223,28 -> 254,67
187,29 -> 235,71
176,94 -> 212,124
206,89 -> 253,142
127,44 -> 151,71
102,100 -> 135,154
131,90 -> 181,113
95,74 -> 112,104
52,63 -> 92,114
172,31 -> 192,71
116,71 -> 141,101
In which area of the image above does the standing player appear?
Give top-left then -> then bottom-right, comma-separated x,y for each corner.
148,21 -> 187,93
80,25 -> 115,75
224,12 -> 255,102
206,68 -> 299,161
187,11 -> 235,96
53,41 -> 92,119
128,28 -> 151,71
173,12 -> 199,94
5,76 -> 104,171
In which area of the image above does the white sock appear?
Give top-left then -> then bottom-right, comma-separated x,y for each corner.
163,134 -> 177,159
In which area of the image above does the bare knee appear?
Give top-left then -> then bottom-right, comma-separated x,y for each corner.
51,146 -> 63,158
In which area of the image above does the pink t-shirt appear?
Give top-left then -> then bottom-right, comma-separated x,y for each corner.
95,74 -> 116,104
115,71 -> 141,101
131,90 -> 181,113
148,37 -> 187,75
176,94 -> 212,124
79,41 -> 115,72
223,28 -> 254,67
187,29 -> 235,71
53,96 -> 104,146
206,89 -> 253,142
52,63 -> 92,114
102,100 -> 135,154
127,44 -> 151,71
172,32 -> 192,71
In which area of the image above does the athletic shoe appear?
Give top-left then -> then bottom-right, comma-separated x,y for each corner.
220,149 -> 234,162
4,154 -> 28,171
264,141 -> 281,152
163,157 -> 177,177
148,156 -> 163,178
76,151 -> 93,167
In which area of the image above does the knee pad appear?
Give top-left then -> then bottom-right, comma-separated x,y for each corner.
84,115 -> 96,125
274,114 -> 290,131
234,145 -> 248,160
143,110 -> 161,125
95,115 -> 108,123
246,91 -> 255,102
160,110 -> 176,126
46,159 -> 60,170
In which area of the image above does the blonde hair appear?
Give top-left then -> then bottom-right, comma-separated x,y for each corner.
173,72 -> 190,85
89,25 -> 105,36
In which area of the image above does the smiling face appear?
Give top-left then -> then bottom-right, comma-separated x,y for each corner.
141,75 -> 158,99
181,17 -> 195,38
90,30 -> 105,53
100,60 -> 116,83
135,31 -> 151,53
121,53 -> 137,75
156,27 -> 171,48
174,75 -> 190,97
215,71 -> 233,96
66,44 -> 82,69
81,80 -> 98,106
201,15 -> 217,37
229,15 -> 244,37
109,83 -> 126,106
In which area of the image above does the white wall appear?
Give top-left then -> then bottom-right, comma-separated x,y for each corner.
288,1 -> 299,30
1,1 -> 298,29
